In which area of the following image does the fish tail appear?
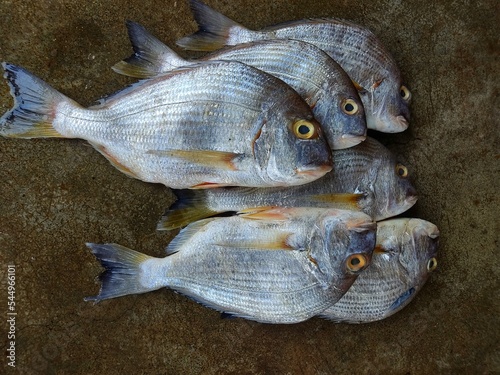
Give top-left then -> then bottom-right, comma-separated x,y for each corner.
112,21 -> 188,78
177,0 -> 247,51
157,189 -> 218,230
0,63 -> 75,138
85,243 -> 156,302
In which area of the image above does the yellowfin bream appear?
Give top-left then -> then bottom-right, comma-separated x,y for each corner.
0,61 -> 332,189
86,208 -> 376,324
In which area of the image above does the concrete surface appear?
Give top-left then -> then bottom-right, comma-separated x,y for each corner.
0,0 -> 498,374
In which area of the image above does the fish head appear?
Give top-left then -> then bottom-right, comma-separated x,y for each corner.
359,78 -> 411,133
315,82 -> 367,150
371,153 -> 418,220
308,209 -> 376,292
376,218 -> 440,315
253,105 -> 333,186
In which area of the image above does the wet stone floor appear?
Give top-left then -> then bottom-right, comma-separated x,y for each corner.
0,0 -> 498,374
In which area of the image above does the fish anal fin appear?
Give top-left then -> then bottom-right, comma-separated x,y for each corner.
90,143 -> 139,179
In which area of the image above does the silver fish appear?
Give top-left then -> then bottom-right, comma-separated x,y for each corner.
86,207 -> 376,324
177,0 -> 411,133
157,137 -> 417,230
113,21 -> 367,150
319,218 -> 439,323
0,61 -> 332,189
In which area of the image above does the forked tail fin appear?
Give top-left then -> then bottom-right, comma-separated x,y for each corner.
0,63 -> 78,138
157,189 -> 218,230
177,0 -> 248,51
113,21 -> 189,78
85,243 -> 158,303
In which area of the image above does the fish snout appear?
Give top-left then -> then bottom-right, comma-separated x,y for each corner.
395,115 -> 409,131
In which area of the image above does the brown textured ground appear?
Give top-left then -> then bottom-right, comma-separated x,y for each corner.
0,0 -> 498,374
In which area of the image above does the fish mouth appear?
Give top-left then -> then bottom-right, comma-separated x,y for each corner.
335,134 -> 367,150
395,115 -> 409,131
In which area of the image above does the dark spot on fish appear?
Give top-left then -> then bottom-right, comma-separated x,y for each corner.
473,199 -> 480,206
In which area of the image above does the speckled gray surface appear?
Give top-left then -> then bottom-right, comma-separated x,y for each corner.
0,1 -> 498,374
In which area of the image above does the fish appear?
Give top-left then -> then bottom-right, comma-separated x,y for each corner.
157,137 -> 417,230
113,21 -> 367,150
85,207 -> 376,324
319,218 -> 439,323
177,0 -> 411,133
0,61 -> 332,189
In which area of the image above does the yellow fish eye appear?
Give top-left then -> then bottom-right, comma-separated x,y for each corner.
292,120 -> 317,139
427,257 -> 438,272
346,254 -> 368,272
396,163 -> 408,178
400,85 -> 411,101
342,99 -> 359,115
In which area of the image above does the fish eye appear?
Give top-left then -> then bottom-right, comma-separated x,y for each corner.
346,254 -> 368,273
427,257 -> 438,272
292,120 -> 317,139
396,163 -> 408,178
400,85 -> 411,101
342,99 -> 359,115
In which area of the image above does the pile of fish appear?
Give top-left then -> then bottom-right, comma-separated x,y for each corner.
0,0 -> 439,324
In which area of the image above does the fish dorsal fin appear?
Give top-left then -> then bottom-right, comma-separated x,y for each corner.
165,217 -> 218,255
177,0 -> 248,51
113,21 -> 189,78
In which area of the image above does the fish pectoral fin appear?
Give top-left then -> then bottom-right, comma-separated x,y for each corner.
310,193 -> 364,206
216,232 -> 294,251
238,206 -> 289,221
90,142 -> 139,178
147,149 -> 242,171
